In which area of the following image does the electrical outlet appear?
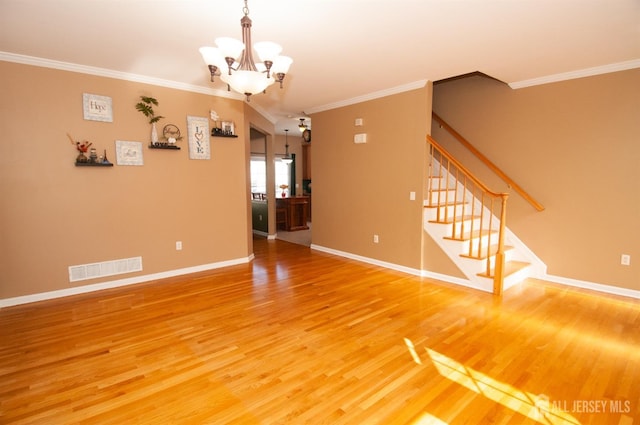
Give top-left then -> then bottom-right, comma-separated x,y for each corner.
409,191 -> 416,201
621,254 -> 631,266
176,241 -> 182,251
373,234 -> 379,243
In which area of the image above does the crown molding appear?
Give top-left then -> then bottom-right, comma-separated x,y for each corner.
0,51 -> 240,99
508,59 -> 640,89
305,80 -> 428,114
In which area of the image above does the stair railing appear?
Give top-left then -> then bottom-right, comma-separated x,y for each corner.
426,135 -> 508,295
432,112 -> 544,212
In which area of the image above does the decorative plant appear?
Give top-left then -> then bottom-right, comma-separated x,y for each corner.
136,96 -> 164,144
67,132 -> 92,162
135,96 -> 164,124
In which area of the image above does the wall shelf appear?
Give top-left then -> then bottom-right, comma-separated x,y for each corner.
149,144 -> 180,150
211,134 -> 238,138
75,162 -> 113,167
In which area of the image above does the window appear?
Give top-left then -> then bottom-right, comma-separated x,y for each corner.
275,160 -> 291,196
250,157 -> 266,193
250,157 -> 291,196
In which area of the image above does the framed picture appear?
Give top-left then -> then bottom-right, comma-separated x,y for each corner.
187,116 -> 210,160
83,93 -> 113,122
115,141 -> 144,166
221,121 -> 235,136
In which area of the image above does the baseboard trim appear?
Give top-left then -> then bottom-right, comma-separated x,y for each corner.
0,255 -> 254,308
310,244 -> 639,299
543,274 -> 640,300
310,244 -> 423,277
4,250 -> 637,308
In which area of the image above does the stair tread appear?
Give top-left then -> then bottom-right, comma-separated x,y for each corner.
428,214 -> 480,224
444,229 -> 496,241
477,260 -> 530,279
460,245 -> 514,260
424,201 -> 466,208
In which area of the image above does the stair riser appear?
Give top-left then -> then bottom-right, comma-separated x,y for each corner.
424,204 -> 469,221
425,189 -> 460,205
459,235 -> 500,254
446,219 -> 483,238
456,252 -> 521,280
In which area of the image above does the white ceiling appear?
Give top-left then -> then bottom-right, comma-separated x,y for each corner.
1,0 -> 639,133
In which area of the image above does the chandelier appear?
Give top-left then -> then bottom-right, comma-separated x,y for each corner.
199,0 -> 293,101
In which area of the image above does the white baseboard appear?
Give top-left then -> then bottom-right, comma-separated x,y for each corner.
0,255 -> 254,309
310,245 -> 640,300
252,230 -> 268,238
4,250 -> 637,309
310,244 -> 424,277
543,274 -> 640,299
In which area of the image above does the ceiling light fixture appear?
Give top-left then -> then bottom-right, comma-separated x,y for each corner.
199,0 -> 293,102
282,128 -> 293,164
298,118 -> 307,132
282,129 -> 293,164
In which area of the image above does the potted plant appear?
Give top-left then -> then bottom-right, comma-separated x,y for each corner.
135,96 -> 164,144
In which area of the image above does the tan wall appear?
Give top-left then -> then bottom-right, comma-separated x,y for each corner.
432,70 -> 640,290
312,86 -> 438,270
0,61 -> 253,299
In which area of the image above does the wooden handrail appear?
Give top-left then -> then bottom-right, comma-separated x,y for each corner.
432,112 -> 545,212
427,136 -> 505,198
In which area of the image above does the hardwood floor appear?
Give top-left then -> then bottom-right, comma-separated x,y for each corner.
1,238 -> 639,424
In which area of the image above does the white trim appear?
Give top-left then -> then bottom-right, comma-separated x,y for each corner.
305,80 -> 428,114
543,274 -> 640,300
508,59 -> 640,89
310,244 -> 423,276
0,255 -> 254,308
0,51 -> 233,97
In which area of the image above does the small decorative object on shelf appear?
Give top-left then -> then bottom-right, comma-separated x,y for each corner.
135,95 -> 164,145
211,128 -> 238,138
68,132 -> 92,163
211,120 -> 237,137
68,133 -> 113,166
149,124 -> 182,149
279,184 -> 288,198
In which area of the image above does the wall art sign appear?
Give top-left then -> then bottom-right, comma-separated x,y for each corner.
115,141 -> 144,166
187,116 -> 210,160
83,93 -> 113,122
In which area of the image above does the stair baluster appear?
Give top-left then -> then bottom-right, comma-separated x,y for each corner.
426,135 -> 510,295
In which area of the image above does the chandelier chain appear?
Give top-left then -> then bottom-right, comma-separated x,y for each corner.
243,0 -> 249,16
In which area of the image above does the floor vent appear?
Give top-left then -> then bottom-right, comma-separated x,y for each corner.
68,256 -> 143,282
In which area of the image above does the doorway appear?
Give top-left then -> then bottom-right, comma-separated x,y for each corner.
249,128 -> 268,235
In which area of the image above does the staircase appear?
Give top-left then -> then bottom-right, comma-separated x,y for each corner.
424,135 -> 546,294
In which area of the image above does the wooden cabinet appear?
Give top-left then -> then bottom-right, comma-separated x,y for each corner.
276,196 -> 309,231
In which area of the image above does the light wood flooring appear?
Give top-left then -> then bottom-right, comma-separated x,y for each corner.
1,238 -> 639,424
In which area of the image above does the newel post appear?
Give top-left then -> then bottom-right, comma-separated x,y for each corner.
493,194 -> 509,296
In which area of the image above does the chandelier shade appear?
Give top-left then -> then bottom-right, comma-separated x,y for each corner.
199,0 -> 292,101
220,70 -> 274,97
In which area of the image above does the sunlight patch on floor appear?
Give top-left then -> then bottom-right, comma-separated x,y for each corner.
412,412 -> 449,424
424,347 -> 581,425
